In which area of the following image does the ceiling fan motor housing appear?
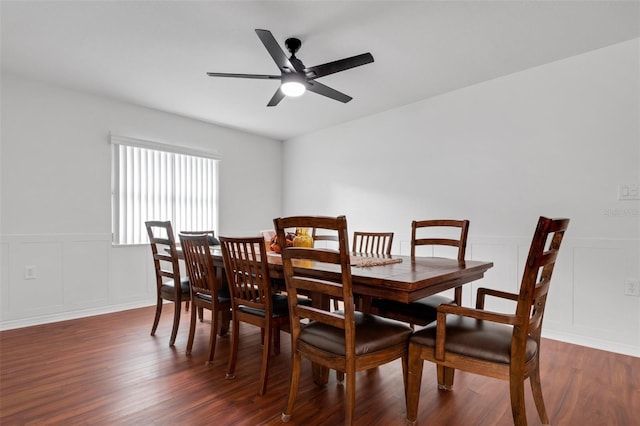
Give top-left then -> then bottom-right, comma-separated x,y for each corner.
285,38 -> 302,55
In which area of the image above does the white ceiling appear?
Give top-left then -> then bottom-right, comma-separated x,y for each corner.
2,1 -> 639,141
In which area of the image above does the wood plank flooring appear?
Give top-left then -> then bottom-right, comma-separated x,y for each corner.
1,306 -> 638,425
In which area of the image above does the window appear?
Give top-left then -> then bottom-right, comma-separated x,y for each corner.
111,135 -> 219,245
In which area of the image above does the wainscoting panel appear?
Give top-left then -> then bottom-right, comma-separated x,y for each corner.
0,234 -> 155,328
573,245 -> 638,344
10,240 -> 64,315
110,245 -> 154,302
63,238 -> 110,306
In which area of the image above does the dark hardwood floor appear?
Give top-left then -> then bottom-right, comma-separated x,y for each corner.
1,306 -> 638,425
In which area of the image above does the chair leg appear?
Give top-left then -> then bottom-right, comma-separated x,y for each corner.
401,353 -> 408,399
406,344 -> 424,426
226,318 -> 240,380
151,297 -> 163,336
437,365 -> 455,390
186,303 -> 198,354
509,374 -> 528,426
258,322 -> 272,395
530,361 -> 550,425
169,300 -> 182,347
282,351 -> 302,422
198,307 -> 204,322
185,299 -> 190,311
345,361 -> 356,425
273,325 -> 280,356
207,307 -> 218,365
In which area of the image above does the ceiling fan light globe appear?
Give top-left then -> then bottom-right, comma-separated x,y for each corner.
281,81 -> 306,97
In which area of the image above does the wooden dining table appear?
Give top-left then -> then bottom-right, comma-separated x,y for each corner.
200,247 -> 493,304
179,246 -> 494,384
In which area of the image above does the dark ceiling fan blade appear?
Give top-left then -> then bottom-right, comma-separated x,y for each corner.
267,88 -> 285,107
305,53 -> 374,79
206,72 -> 280,80
255,29 -> 296,73
306,80 -> 352,103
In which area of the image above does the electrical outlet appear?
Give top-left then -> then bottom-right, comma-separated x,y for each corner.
624,279 -> 640,297
618,184 -> 640,200
24,265 -> 37,280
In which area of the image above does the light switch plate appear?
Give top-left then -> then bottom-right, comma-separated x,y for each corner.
624,279 -> 640,297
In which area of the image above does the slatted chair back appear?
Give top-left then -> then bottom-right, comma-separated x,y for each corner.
352,231 -> 394,255
220,237 -> 272,314
179,233 -> 217,305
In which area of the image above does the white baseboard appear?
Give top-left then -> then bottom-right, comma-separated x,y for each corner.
0,301 -> 155,331
542,329 -> 640,358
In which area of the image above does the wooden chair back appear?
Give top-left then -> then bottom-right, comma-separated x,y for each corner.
276,216 -> 353,339
179,233 -> 217,303
180,230 -> 218,246
146,221 -> 181,290
411,219 -> 469,260
411,219 -> 469,304
352,231 -> 394,255
509,216 -> 570,348
219,236 -> 273,317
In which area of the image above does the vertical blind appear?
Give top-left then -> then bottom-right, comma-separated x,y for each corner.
111,137 -> 218,245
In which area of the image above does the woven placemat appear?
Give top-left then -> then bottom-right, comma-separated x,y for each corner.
350,255 -> 403,268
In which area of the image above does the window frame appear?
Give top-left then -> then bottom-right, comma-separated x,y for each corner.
110,134 -> 220,246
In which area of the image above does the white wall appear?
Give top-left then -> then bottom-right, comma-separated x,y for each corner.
0,74 -> 283,328
2,39 -> 638,357
283,39 -> 640,356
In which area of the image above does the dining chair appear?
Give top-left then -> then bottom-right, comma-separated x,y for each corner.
180,230 -> 218,320
352,231 -> 394,255
179,233 -> 231,364
371,219 -> 469,326
145,221 -> 191,346
274,215 -> 413,425
405,216 -> 569,426
219,235 -> 305,395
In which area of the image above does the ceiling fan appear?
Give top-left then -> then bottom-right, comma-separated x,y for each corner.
206,29 -> 374,107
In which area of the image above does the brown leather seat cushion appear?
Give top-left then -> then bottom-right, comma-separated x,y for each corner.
300,312 -> 413,356
371,294 -> 455,325
194,290 -> 231,304
160,277 -> 190,297
411,315 -> 538,364
238,294 -> 311,318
